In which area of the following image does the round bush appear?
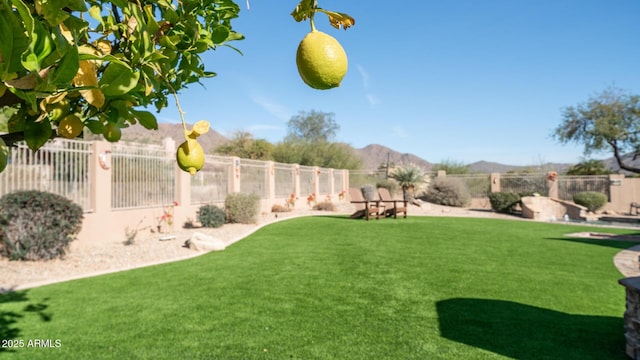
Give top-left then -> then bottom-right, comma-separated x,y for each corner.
489,192 -> 521,214
0,190 -> 83,261
424,178 -> 471,207
225,192 -> 260,224
197,204 -> 226,228
573,191 -> 607,212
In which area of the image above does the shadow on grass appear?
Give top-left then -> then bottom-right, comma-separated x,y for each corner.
437,298 -> 626,359
547,236 -> 640,251
0,289 -> 51,353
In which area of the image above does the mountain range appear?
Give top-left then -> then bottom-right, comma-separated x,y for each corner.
119,123 -> 640,174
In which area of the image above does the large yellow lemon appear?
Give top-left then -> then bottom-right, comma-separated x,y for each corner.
296,31 -> 348,90
176,140 -> 205,175
58,114 -> 84,138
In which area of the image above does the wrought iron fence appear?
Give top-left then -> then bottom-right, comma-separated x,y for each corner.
333,170 -> 345,194
558,175 -> 610,201
274,163 -> 296,198
318,168 -> 332,195
111,142 -> 175,209
0,139 -> 92,210
299,165 -> 316,196
499,173 -> 549,196
191,155 -> 232,204
239,158 -> 268,198
446,174 -> 492,198
348,169 -> 387,188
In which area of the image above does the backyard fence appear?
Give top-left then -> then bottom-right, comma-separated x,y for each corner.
0,139 -> 93,210
0,137 -> 350,244
351,168 -> 638,213
0,138 -> 349,213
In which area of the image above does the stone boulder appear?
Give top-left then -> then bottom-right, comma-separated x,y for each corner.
184,232 -> 226,252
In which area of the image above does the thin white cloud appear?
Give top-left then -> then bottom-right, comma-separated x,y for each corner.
251,95 -> 291,121
366,94 -> 380,106
357,65 -> 370,89
392,126 -> 409,139
357,64 -> 379,106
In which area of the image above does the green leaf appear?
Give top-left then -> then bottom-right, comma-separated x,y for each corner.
84,120 -> 104,135
37,0 -> 70,26
25,117 -> 52,151
291,0 -> 317,22
50,48 -> 79,85
0,0 -> 29,78
99,62 -> 140,96
130,109 -> 158,130
88,5 -> 104,26
211,25 -> 230,44
65,0 -> 87,12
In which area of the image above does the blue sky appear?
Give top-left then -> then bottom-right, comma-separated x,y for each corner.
157,0 -> 640,166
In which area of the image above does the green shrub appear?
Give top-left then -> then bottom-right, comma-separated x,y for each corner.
488,192 -> 521,214
225,192 -> 260,224
0,190 -> 83,261
313,201 -> 336,211
573,191 -> 608,212
197,204 -> 226,228
424,178 -> 471,207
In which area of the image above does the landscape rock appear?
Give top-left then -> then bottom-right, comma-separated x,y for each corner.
185,232 -> 226,252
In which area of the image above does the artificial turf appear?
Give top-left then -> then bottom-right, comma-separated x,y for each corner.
1,216 -> 636,359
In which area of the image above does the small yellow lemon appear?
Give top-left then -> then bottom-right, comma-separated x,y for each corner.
103,122 -> 122,142
176,140 -> 205,175
46,99 -> 70,121
296,30 -> 348,90
57,114 -> 84,138
0,138 -> 9,173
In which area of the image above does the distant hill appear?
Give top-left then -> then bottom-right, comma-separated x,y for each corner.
119,122 -> 229,152
467,161 -> 573,174
353,144 -> 432,171
603,153 -> 640,174
467,161 -> 520,174
116,126 -> 583,173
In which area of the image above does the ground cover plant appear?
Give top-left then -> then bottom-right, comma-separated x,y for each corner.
1,216 -> 635,359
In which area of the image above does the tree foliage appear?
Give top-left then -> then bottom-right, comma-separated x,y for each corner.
0,0 -> 355,174
285,110 -> 339,143
553,87 -> 640,173
0,0 -> 244,150
431,159 -> 470,175
566,158 -> 612,176
272,109 -> 360,169
215,131 -> 273,160
273,138 -> 361,169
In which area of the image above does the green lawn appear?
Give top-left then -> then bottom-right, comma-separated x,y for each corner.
1,216 -> 636,359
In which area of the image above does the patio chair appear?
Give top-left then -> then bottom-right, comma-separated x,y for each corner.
378,187 -> 408,219
349,187 -> 381,221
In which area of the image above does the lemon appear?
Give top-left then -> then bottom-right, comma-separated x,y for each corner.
0,138 -> 9,173
58,114 -> 84,138
103,122 -> 121,142
296,30 -> 348,90
176,140 -> 205,175
46,99 -> 70,121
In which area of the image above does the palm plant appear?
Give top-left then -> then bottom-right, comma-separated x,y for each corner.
389,163 -> 427,203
